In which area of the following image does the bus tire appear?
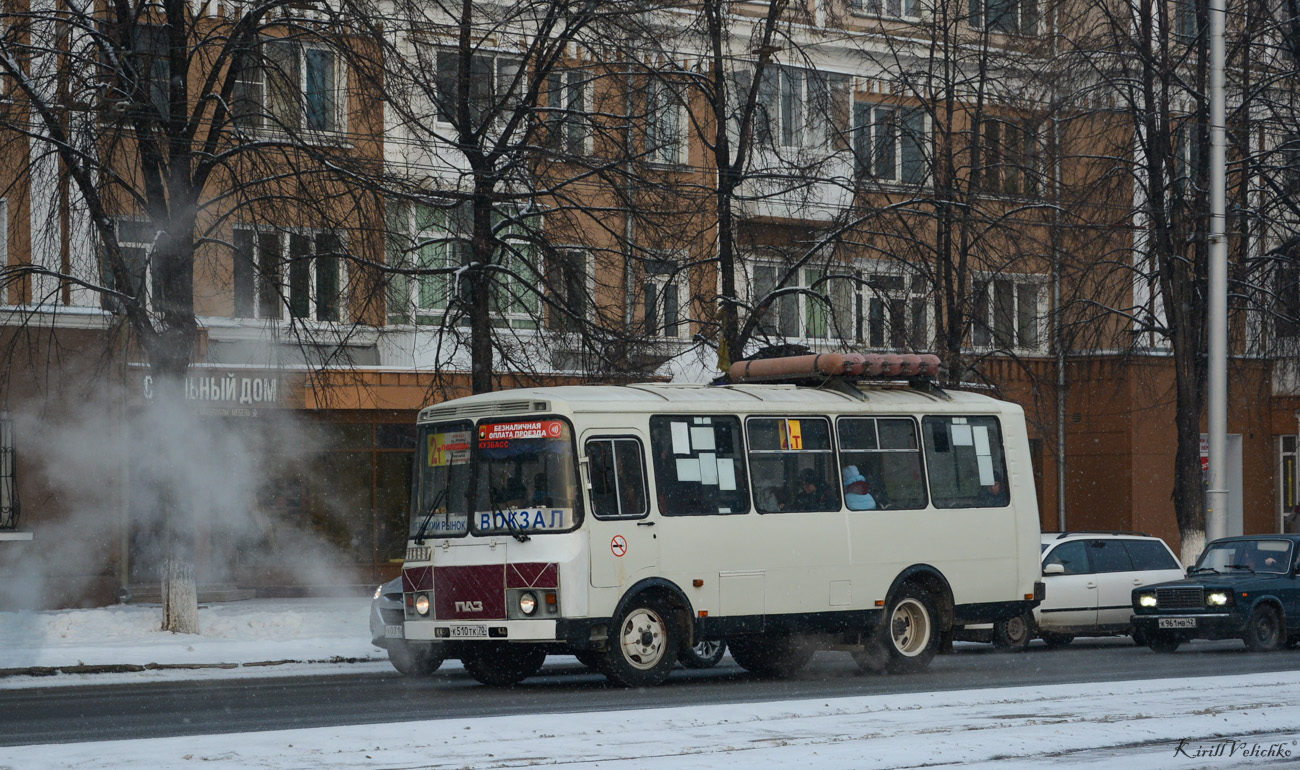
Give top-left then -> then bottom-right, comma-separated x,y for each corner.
461,643 -> 547,686
678,639 -> 727,669
728,635 -> 815,678
573,650 -> 602,670
991,612 -> 1033,652
600,595 -> 680,687
878,585 -> 940,674
387,641 -> 445,676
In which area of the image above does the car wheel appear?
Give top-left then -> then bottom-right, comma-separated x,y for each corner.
1039,631 -> 1074,649
1243,604 -> 1284,652
875,585 -> 940,674
1130,627 -> 1148,647
600,595 -> 680,687
461,643 -> 547,686
387,641 -> 445,676
1147,632 -> 1180,653
728,635 -> 815,677
992,612 -> 1033,652
679,639 -> 727,669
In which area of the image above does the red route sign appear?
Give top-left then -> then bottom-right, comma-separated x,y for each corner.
610,535 -> 628,557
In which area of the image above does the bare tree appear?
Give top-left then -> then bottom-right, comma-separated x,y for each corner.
0,0 -> 389,629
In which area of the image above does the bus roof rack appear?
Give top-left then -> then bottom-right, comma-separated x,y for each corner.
725,352 -> 945,395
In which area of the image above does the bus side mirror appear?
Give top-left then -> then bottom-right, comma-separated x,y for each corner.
1043,563 -> 1065,576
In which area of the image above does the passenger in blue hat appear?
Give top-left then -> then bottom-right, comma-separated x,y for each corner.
841,465 -> 877,510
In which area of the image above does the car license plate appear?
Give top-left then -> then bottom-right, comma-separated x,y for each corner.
449,624 -> 488,638
1158,617 -> 1197,629
384,624 -> 403,639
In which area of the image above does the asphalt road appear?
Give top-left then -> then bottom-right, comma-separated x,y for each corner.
6,638 -> 1300,747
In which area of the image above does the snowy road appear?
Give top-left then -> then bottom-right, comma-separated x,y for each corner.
3,672 -> 1300,769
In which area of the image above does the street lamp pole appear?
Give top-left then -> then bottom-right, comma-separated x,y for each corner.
1206,0 -> 1229,541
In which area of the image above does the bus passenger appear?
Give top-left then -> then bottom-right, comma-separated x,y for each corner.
793,468 -> 835,511
841,466 -> 877,511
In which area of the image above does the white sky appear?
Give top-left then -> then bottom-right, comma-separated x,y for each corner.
4,599 -> 1300,769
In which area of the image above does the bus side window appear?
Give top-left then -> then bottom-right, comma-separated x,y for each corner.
836,416 -> 927,510
921,416 -> 1008,508
585,438 -> 648,519
648,416 -> 749,515
746,416 -> 839,513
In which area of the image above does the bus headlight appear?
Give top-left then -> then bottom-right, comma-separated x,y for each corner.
519,591 -> 538,616
1206,592 -> 1229,607
1137,593 -> 1157,608
415,593 -> 431,615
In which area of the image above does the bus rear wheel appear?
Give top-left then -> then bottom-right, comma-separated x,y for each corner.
461,643 -> 546,686
600,596 -> 680,687
728,634 -> 815,678
876,586 -> 940,674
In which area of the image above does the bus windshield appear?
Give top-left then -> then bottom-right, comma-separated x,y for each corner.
413,418 -> 581,538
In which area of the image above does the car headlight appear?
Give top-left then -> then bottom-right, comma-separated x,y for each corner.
415,593 -> 430,615
519,591 -> 538,616
373,584 -> 384,601
1138,593 -> 1157,608
1206,592 -> 1229,607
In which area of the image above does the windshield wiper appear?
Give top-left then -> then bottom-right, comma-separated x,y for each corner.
1225,563 -> 1256,573
412,487 -> 448,545
490,486 -> 531,543
1189,566 -> 1220,574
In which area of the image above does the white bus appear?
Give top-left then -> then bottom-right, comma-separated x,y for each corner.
395,354 -> 1043,686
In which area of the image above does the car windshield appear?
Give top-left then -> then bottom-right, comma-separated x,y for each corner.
1195,539 -> 1293,575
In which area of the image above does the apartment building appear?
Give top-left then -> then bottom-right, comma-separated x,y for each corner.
1,0 -> 1298,607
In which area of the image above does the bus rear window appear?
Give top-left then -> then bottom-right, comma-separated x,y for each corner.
922,416 -> 1008,508
649,416 -> 749,515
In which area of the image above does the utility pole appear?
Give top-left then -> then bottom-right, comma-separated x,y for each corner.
1205,0 -> 1229,540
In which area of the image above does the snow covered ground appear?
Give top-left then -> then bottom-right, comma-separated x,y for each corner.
3,598 -> 1300,768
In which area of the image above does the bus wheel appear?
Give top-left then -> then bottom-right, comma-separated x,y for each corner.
992,612 -> 1033,652
729,635 -> 814,678
573,650 -> 602,670
878,586 -> 940,674
461,643 -> 547,686
387,641 -> 445,676
601,596 -> 679,687
679,639 -> 727,669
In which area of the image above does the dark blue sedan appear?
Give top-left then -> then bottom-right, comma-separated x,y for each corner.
1131,535 -> 1300,652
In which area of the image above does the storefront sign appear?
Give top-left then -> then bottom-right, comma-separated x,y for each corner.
141,372 -> 285,414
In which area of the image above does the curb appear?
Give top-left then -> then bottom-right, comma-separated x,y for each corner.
0,656 -> 381,679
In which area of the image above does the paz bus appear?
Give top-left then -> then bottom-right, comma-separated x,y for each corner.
394,353 -> 1043,686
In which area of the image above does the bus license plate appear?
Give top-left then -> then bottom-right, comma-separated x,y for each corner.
384,624 -> 403,639
449,625 -> 488,638
1158,618 -> 1196,629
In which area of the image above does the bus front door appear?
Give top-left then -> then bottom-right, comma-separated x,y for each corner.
584,434 -> 660,589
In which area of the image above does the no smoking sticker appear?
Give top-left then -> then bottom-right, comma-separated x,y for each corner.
611,535 -> 627,557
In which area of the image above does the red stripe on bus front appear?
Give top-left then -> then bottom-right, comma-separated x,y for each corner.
507,562 -> 558,589
434,564 -> 507,619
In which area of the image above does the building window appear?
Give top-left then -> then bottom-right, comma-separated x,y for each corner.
102,220 -> 159,312
646,78 -> 686,165
490,211 -> 541,330
546,248 -> 589,334
972,275 -> 1044,351
237,39 -> 344,133
234,227 -> 344,321
129,25 -> 170,120
646,257 -> 687,339
750,66 -> 836,149
0,411 -> 18,530
851,0 -> 920,18
1275,262 -> 1300,341
386,202 -> 467,326
435,49 -> 522,129
854,103 -> 926,184
547,68 -> 592,155
751,262 -> 853,341
1281,435 -> 1298,531
977,119 -> 1043,197
862,272 -> 929,350
970,0 -> 1039,35
1176,0 -> 1202,39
